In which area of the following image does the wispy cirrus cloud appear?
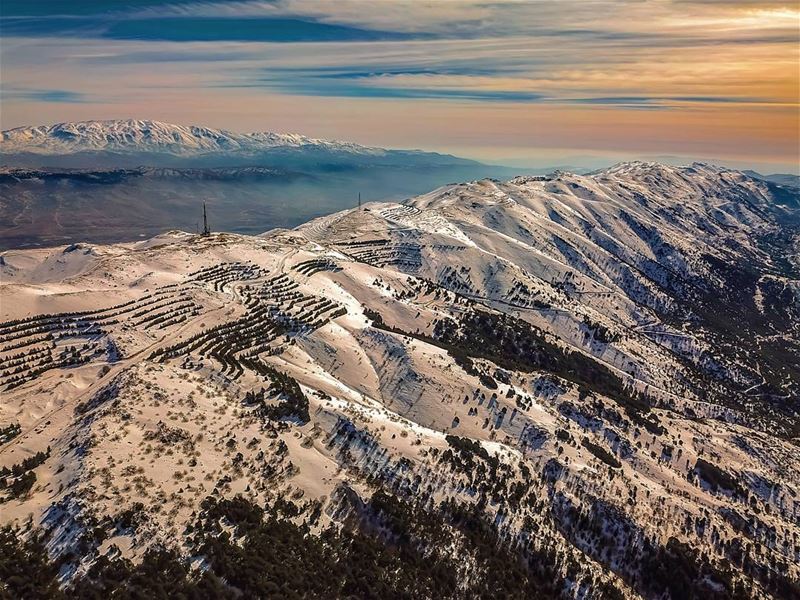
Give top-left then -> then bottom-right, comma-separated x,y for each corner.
0,1 -> 797,170
0,15 -> 417,43
0,87 -> 89,103
231,66 -> 776,107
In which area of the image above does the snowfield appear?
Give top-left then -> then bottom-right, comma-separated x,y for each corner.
1,162 -> 798,598
0,119 -> 387,157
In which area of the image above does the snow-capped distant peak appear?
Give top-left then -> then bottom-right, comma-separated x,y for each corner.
0,119 -> 387,157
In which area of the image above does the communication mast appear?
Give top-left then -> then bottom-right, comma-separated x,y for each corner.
202,202 -> 211,236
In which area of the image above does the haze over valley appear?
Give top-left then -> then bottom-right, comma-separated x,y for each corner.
0,119 -> 522,249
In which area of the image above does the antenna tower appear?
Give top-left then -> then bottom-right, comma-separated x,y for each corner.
202,202 -> 210,236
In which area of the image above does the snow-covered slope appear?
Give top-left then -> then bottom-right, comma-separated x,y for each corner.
0,119 -> 456,161
1,163 -> 798,598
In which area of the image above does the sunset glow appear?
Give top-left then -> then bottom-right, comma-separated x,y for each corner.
1,0 -> 798,171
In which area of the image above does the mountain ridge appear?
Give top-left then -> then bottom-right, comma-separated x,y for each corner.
0,118 -> 470,163
1,162 -> 798,598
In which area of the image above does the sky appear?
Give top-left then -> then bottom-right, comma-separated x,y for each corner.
1,0 -> 798,172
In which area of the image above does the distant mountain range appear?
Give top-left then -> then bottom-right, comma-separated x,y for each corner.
0,119 -> 482,170
742,169 -> 800,189
0,120 -> 532,248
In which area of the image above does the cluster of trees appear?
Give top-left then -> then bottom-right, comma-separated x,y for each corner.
0,447 -> 50,500
549,488 -> 772,600
188,261 -> 265,292
0,492 -> 575,599
151,272 -> 345,384
2,341 -> 97,390
641,536 -> 762,600
3,479 -> 794,599
293,258 -> 342,276
581,316 -> 620,344
0,527 -> 63,598
580,437 -> 622,469
442,435 -> 499,471
367,304 -> 649,417
242,366 -> 310,424
0,288 -> 202,389
346,240 -> 424,270
129,295 -> 198,330
690,458 -> 744,496
432,310 -> 649,415
0,289 -> 178,350
0,423 -> 21,444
